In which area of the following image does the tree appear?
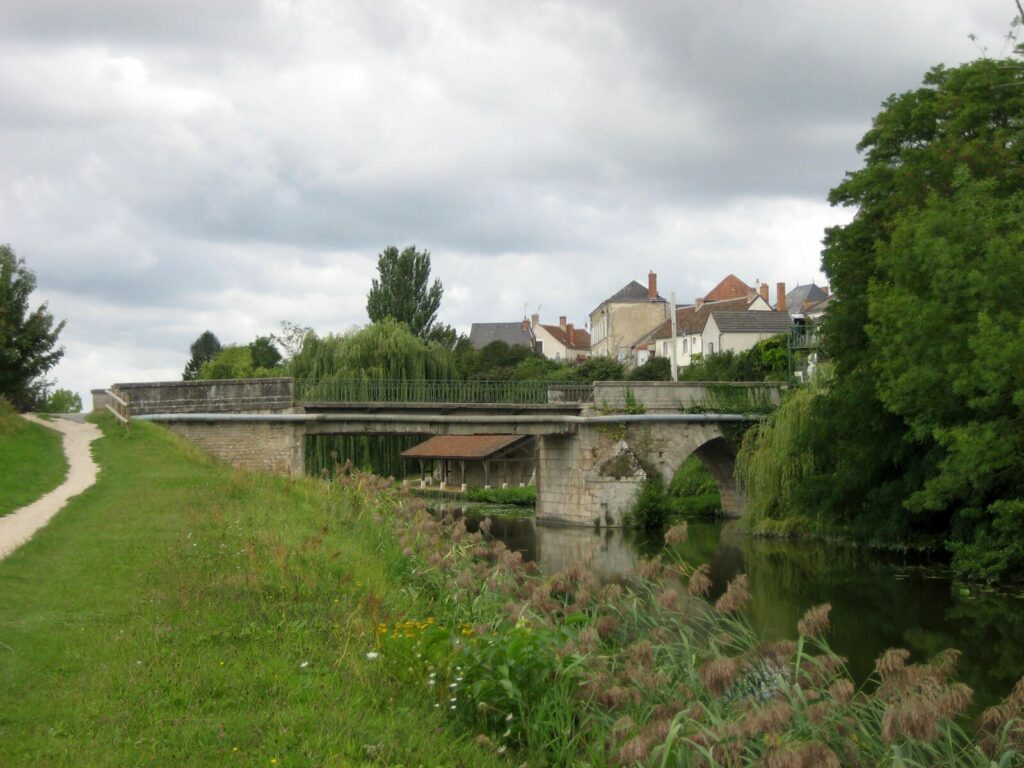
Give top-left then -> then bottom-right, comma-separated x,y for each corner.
183,331 -> 222,380
366,245 -> 443,339
248,335 -> 282,370
43,388 -> 82,413
0,245 -> 65,411
794,56 -> 1024,577
271,321 -> 312,362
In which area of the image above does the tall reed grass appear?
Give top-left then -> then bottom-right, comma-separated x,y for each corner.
338,469 -> 1024,767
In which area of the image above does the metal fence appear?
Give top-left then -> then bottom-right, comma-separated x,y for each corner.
295,379 -> 595,405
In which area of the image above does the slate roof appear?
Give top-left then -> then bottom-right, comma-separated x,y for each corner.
540,324 -> 591,351
704,274 -> 753,301
649,297 -> 751,341
601,280 -> 666,305
401,434 -> 531,460
469,322 -> 535,350
784,284 -> 829,315
707,311 -> 794,334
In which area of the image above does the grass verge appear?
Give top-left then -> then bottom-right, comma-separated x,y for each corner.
0,399 -> 68,517
0,415 -> 511,767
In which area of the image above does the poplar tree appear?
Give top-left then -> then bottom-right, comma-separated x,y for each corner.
366,245 -> 443,339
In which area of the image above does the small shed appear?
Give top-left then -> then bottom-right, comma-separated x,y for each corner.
401,434 -> 536,489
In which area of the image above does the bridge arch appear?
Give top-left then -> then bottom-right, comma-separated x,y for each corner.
629,423 -> 744,518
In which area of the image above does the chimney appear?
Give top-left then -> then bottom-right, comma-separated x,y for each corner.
822,284 -> 830,295
531,313 -> 539,328
648,271 -> 658,300
521,317 -> 529,331
776,282 -> 787,313
567,323 -> 575,345
559,315 -> 567,330
759,283 -> 769,302
694,296 -> 705,310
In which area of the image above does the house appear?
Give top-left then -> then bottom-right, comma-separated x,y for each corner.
781,283 -> 829,316
401,434 -> 536,489
642,275 -> 773,367
701,310 -> 793,356
468,320 -> 535,351
531,315 -> 591,361
589,271 -> 670,363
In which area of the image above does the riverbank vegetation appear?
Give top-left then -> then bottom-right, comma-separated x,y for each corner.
6,415 -> 1024,765
737,56 -> 1024,584
0,396 -> 67,516
370,469 -> 1024,766
0,415 -> 510,767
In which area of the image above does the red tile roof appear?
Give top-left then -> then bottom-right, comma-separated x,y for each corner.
649,296 -> 752,340
400,434 -> 531,460
540,324 -> 591,350
704,274 -> 753,301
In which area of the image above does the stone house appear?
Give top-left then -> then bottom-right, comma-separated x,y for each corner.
530,315 -> 591,361
589,272 -> 670,364
641,275 -> 773,367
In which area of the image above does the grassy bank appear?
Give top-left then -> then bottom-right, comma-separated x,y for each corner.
0,416 -> 510,767
0,399 -> 67,517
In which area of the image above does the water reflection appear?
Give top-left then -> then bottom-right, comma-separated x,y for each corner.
441,506 -> 1024,711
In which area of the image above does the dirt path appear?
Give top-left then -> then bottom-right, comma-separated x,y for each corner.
0,415 -> 102,560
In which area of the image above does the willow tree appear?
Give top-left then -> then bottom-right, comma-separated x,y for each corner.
292,319 -> 457,477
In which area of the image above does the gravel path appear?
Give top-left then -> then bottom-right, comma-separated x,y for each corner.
0,415 -> 102,560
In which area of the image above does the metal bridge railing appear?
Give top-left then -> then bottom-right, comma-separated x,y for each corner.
294,379 -> 594,405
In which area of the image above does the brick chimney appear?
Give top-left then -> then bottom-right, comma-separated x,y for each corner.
648,271 -> 658,300
567,323 -> 575,345
559,315 -> 567,330
521,317 -> 529,331
759,283 -> 769,302
776,282 -> 787,313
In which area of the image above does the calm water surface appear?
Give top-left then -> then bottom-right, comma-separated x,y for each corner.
441,507 -> 1024,711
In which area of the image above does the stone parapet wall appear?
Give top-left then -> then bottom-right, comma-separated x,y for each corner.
113,378 -> 295,415
165,421 -> 305,475
592,381 -> 783,412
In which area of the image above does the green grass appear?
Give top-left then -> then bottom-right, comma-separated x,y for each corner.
0,415 -> 512,767
0,403 -> 68,517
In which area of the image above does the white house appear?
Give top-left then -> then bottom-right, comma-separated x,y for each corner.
530,315 -> 591,361
701,311 -> 793,356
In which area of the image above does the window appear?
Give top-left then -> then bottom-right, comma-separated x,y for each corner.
535,340 -> 544,355
683,339 -> 688,354
708,342 -> 715,354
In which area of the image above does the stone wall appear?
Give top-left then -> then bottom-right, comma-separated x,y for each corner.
112,378 -> 295,415
592,381 -> 783,412
165,420 -> 305,475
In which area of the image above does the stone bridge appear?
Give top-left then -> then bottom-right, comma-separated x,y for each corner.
105,378 -> 781,526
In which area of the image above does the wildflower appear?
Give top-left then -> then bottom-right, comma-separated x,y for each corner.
366,651 -> 379,660
299,661 -> 309,668
796,603 -> 831,639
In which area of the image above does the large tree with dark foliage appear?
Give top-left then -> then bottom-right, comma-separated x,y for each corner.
182,330 -> 222,380
0,245 -> 65,410
805,57 -> 1024,580
366,245 -> 443,339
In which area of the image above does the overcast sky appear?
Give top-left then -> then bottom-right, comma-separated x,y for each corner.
0,0 -> 1016,403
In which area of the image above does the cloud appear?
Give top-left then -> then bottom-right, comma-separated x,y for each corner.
0,0 -> 1014,403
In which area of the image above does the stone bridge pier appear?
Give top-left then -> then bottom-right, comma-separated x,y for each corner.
536,421 -> 741,526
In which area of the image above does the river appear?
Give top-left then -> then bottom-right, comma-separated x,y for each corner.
442,507 -> 1024,712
